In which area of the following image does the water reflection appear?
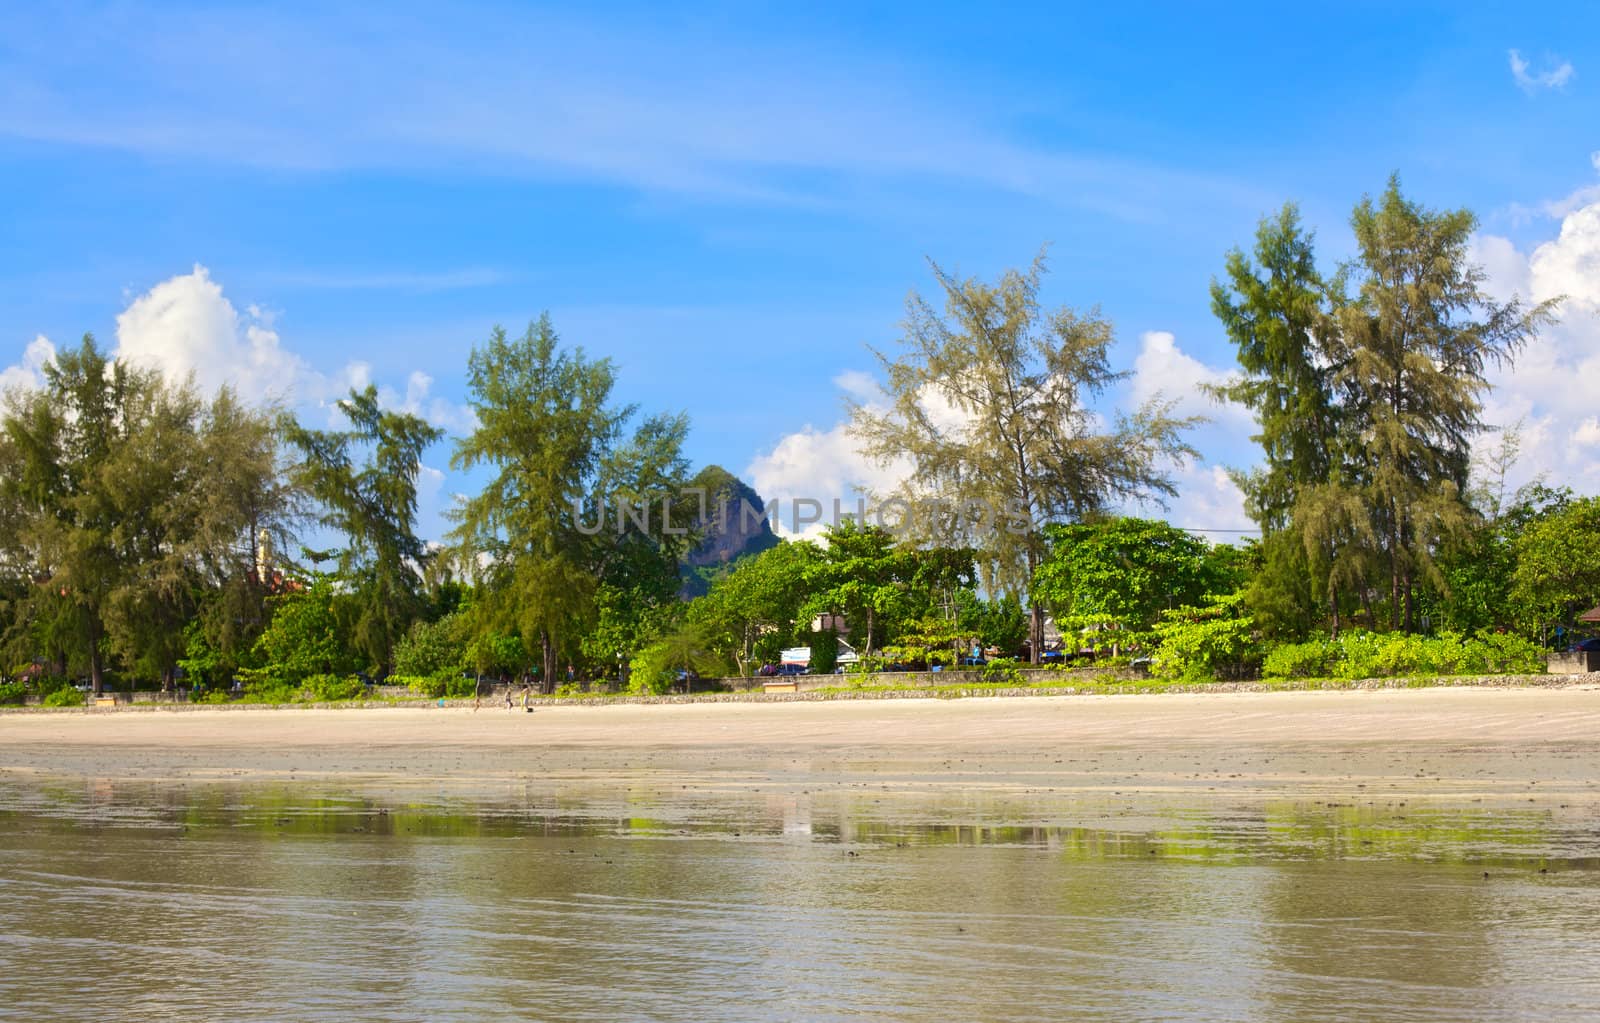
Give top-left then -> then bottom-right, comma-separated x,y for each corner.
1,777 -> 1598,1022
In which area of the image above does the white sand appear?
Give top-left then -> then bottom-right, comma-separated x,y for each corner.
3,687 -> 1598,802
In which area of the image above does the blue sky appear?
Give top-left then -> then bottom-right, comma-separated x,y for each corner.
4,1 -> 1599,540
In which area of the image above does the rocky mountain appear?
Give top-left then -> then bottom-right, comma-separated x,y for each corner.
678,465 -> 780,597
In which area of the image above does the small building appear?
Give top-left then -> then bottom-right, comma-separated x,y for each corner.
779,640 -> 859,673
1550,607 -> 1600,673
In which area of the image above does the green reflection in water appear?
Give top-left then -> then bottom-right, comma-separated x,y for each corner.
3,777 -> 1595,871
2,776 -> 1599,1023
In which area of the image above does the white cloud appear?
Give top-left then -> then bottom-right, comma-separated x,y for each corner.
1468,234 -> 1533,302
378,370 -> 479,435
1502,153 -> 1600,224
106,265 -> 476,435
744,419 -> 913,538
748,347 -> 1250,539
1509,49 -> 1575,93
1474,194 -> 1600,492
1574,418 -> 1600,448
1128,330 -> 1249,426
1128,462 -> 1254,537
1526,203 -> 1600,310
0,336 -> 57,394
114,265 -> 306,404
833,369 -> 881,404
416,462 -> 447,511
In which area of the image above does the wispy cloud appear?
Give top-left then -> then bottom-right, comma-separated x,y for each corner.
0,5 -> 1258,223
1509,49 -> 1575,93
1503,151 -> 1600,223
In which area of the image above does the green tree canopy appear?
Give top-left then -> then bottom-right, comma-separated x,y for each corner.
283,386 -> 443,676
849,250 -> 1198,661
689,539 -> 821,675
1214,179 -> 1557,636
1509,496 -> 1600,643
1033,518 -> 1235,633
451,315 -> 691,691
1,337 -> 292,691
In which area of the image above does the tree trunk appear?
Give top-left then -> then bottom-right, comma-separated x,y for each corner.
540,629 -> 557,695
1029,604 -> 1044,665
87,617 -> 104,695
1026,547 -> 1043,664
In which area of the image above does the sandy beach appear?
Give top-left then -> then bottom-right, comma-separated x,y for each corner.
4,686 -> 1599,804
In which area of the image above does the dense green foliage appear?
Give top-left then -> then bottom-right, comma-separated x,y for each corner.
283,386 -> 442,676
1213,179 -> 1558,638
1,183 -> 1591,701
1261,631 -> 1544,680
1149,594 -> 1260,682
1034,518 -> 1242,632
1509,497 -> 1600,644
848,250 -> 1198,661
450,315 -> 694,691
0,337 -> 291,694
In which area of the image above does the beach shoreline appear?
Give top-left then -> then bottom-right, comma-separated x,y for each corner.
3,686 -> 1599,805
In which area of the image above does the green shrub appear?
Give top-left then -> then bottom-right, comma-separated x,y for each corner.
1264,629 -> 1548,680
304,674 -> 365,701
196,689 -> 231,704
394,672 -> 475,699
1150,594 -> 1260,682
43,687 -> 85,708
809,630 -> 839,676
979,657 -> 1023,685
846,655 -> 889,674
237,682 -> 299,704
394,614 -> 469,679
394,674 -> 444,698
627,643 -> 677,695
0,681 -> 26,705
34,675 -> 73,697
1261,637 -> 1337,679
1460,632 -> 1544,674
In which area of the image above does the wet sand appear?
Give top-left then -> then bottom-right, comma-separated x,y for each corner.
3,687 -> 1599,804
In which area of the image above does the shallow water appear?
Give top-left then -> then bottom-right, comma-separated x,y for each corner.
2,777 -> 1598,1022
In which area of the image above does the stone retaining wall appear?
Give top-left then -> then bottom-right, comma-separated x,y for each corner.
5,670 -> 1592,714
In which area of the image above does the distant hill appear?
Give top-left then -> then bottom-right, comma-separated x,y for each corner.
678,465 -> 780,597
